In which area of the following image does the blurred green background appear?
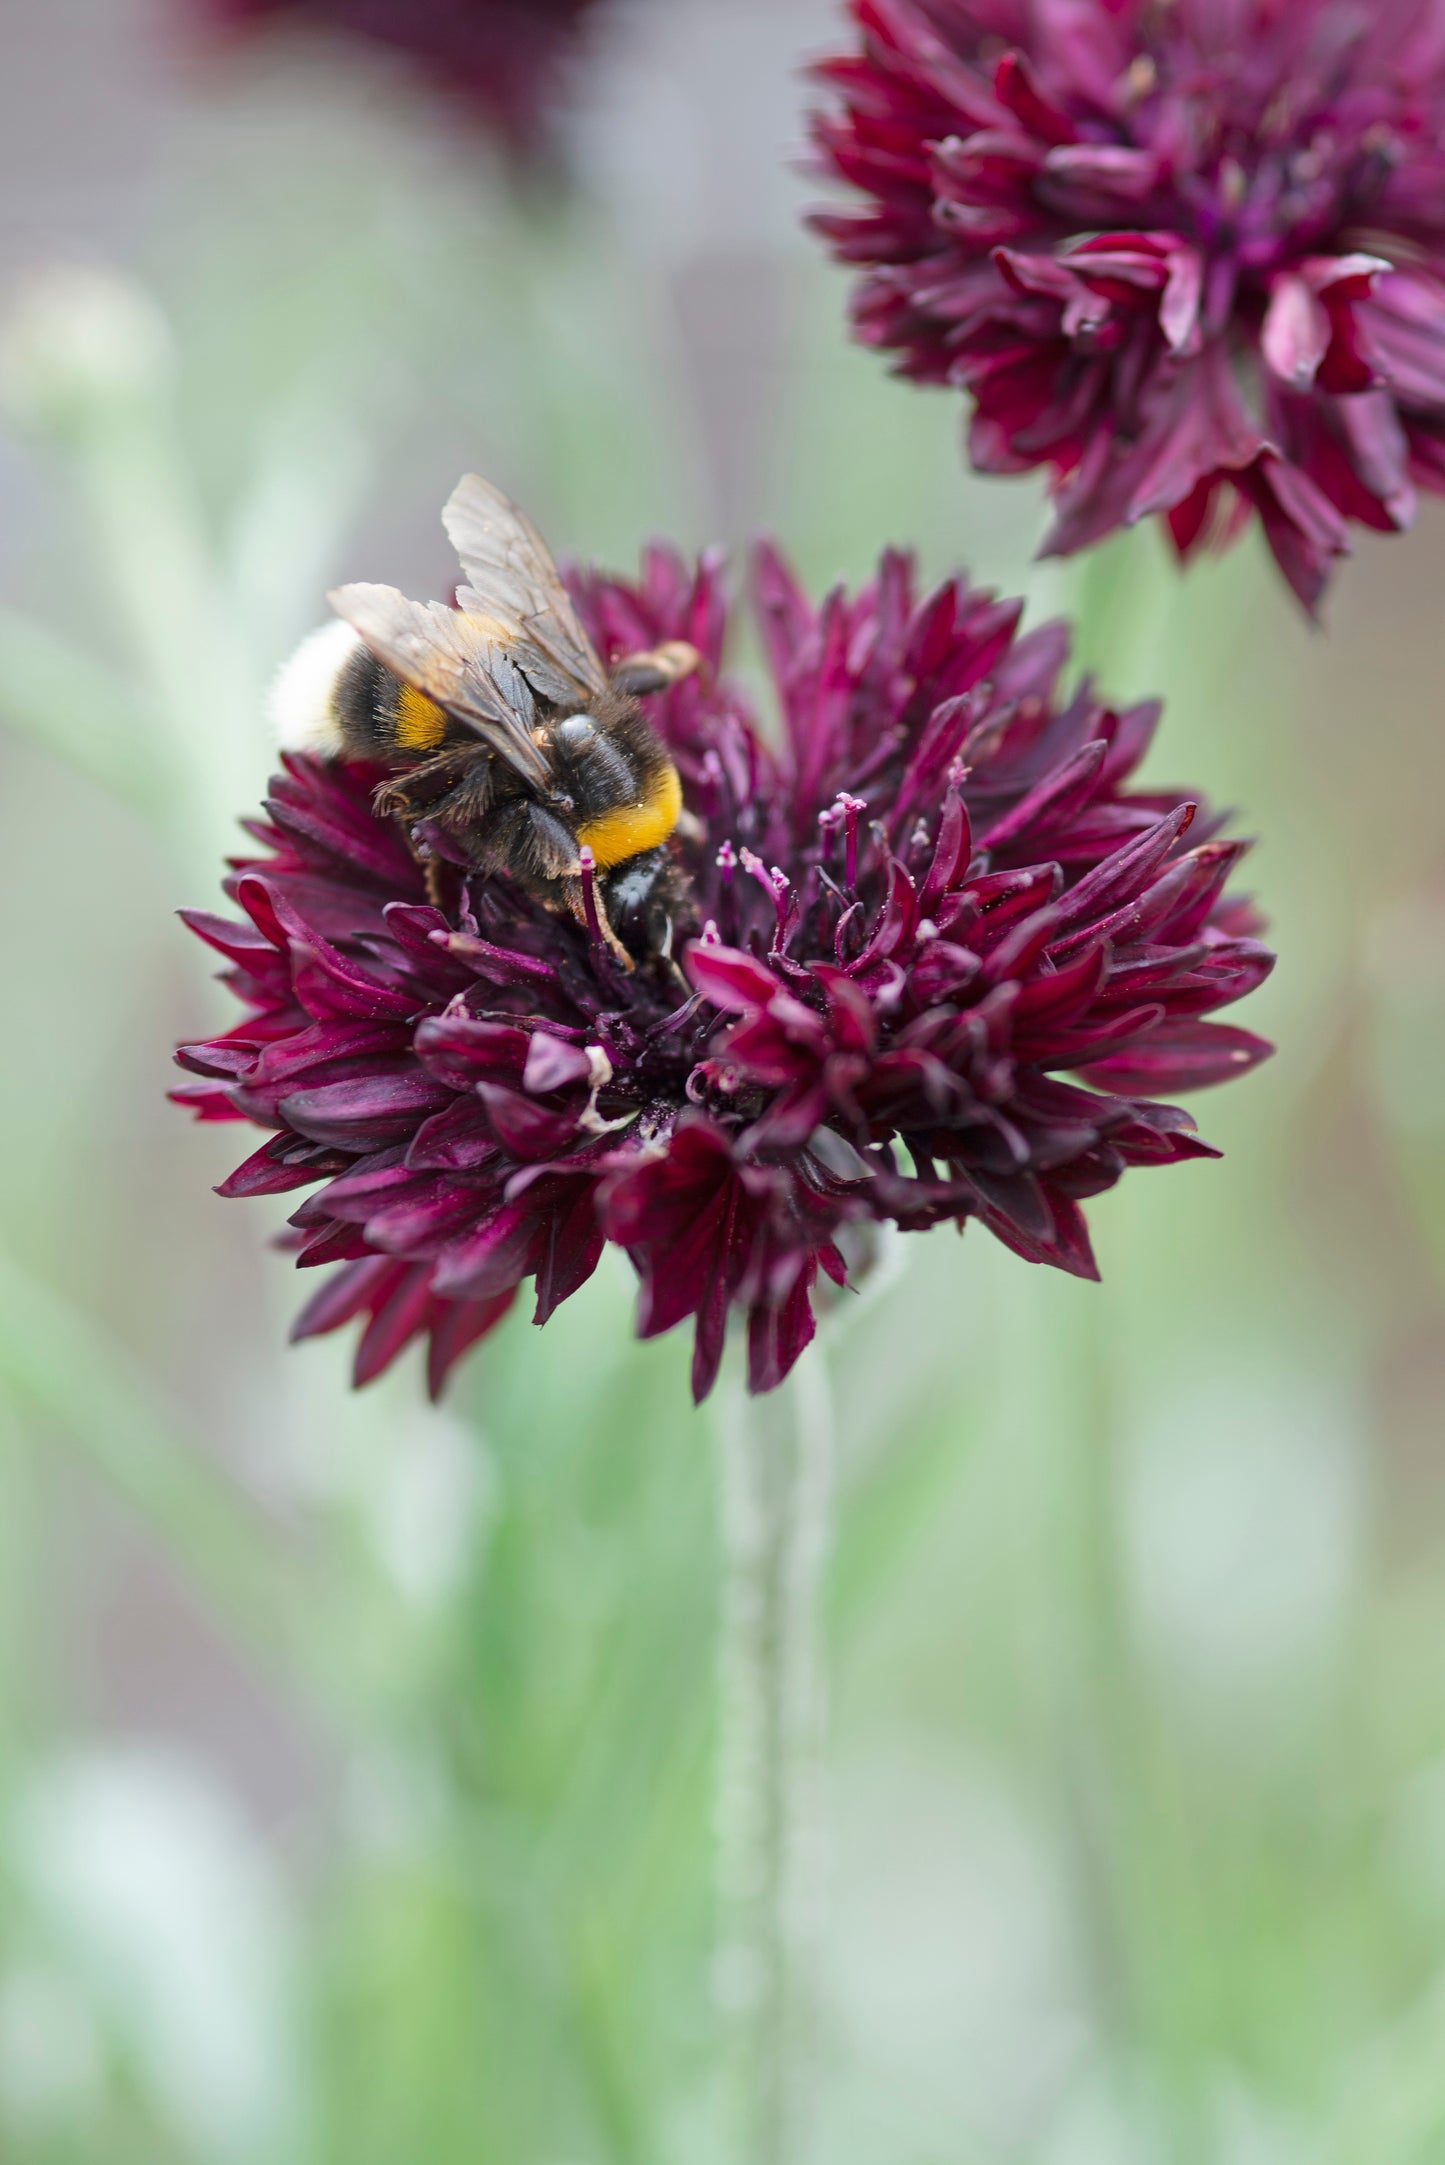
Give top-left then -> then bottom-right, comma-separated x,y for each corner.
3,3 -> 1445,2160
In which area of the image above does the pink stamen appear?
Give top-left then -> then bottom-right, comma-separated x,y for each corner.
740,848 -> 792,944
819,791 -> 866,888
578,847 -> 606,951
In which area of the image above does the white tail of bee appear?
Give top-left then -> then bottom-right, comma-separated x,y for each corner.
268,619 -> 360,755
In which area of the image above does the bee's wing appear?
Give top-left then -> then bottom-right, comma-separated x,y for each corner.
328,581 -> 553,792
442,474 -> 609,709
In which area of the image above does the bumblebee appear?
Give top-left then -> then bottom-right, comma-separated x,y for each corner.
270,474 -> 701,965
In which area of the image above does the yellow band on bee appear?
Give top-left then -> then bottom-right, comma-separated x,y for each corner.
395,684 -> 448,750
575,762 -> 683,870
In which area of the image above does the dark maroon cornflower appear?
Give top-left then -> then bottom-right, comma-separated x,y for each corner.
175,544 -> 1273,1403
195,0 -> 607,157
810,0 -> 1445,611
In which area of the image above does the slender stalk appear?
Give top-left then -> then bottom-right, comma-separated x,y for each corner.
782,1349 -> 835,2038
714,1348 -> 835,2165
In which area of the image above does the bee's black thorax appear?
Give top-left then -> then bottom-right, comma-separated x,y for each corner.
539,690 -> 672,825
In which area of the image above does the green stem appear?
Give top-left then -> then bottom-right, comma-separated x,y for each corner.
714,1350 -> 835,2165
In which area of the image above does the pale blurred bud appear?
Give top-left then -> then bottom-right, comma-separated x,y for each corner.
0,265 -> 173,439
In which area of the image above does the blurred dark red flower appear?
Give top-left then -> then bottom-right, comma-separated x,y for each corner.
810,0 -> 1445,611
175,544 -> 1273,1403
198,0 -> 607,156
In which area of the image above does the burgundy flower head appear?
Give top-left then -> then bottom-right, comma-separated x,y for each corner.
810,0 -> 1445,611
175,544 -> 1273,1403
197,0 -> 607,157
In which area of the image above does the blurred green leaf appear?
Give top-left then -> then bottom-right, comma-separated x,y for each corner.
0,611 -> 159,808
0,1250 -> 361,1721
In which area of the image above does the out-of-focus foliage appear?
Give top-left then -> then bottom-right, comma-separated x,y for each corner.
2,4 -> 1445,2162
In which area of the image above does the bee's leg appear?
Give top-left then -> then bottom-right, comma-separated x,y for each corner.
609,641 -> 702,698
564,872 -> 634,972
388,807 -> 450,914
376,752 -> 491,916
372,746 -> 480,824
657,913 -> 690,997
407,829 -> 450,914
